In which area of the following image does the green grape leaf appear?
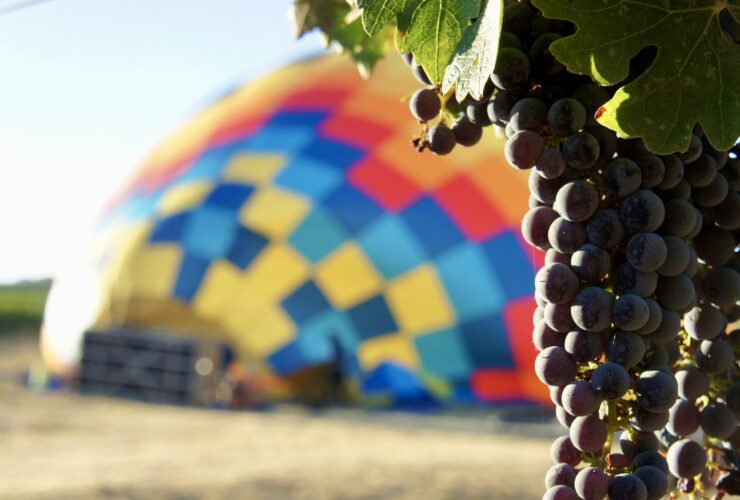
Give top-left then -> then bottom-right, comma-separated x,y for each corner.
441,0 -> 503,101
358,0 -> 407,35
531,0 -> 740,155
292,0 -> 392,76
396,0 -> 480,84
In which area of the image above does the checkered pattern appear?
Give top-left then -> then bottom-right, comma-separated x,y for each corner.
63,55 -> 548,407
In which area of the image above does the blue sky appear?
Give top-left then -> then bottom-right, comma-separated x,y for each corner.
0,0 -> 324,283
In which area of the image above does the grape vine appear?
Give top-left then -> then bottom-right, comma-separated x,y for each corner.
293,0 -> 740,498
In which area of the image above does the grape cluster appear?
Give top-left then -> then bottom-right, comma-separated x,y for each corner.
468,3 -> 740,500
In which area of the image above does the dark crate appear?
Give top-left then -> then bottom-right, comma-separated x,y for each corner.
79,328 -> 230,406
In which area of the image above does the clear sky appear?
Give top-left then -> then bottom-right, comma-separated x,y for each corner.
0,0 -> 324,283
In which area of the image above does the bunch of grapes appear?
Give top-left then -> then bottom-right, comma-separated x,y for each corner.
404,1 -> 740,499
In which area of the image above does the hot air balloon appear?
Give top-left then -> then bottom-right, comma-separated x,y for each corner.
41,54 -> 547,407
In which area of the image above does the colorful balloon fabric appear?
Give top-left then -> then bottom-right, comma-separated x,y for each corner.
41,54 -> 547,406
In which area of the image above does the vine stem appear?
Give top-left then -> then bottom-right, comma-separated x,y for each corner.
602,399 -> 618,460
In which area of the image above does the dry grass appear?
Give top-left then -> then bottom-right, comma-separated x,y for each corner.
0,335 -> 555,500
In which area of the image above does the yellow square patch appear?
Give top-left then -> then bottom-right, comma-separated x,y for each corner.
127,244 -> 182,299
156,180 -> 213,216
314,243 -> 382,309
192,261 -> 242,321
385,265 -> 455,335
228,306 -> 296,359
240,243 -> 310,303
223,153 -> 286,185
239,187 -> 310,239
358,333 -> 419,371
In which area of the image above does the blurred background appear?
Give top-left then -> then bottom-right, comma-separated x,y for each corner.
0,1 -> 558,498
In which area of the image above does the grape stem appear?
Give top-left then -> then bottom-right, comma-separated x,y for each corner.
602,399 -> 617,460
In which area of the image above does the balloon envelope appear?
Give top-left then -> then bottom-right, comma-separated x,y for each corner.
41,55 -> 547,406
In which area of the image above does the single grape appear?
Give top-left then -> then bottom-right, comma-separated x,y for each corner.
553,180 -> 599,222
545,463 -> 576,489
635,297 -> 663,335
633,465 -> 669,500
616,263 -> 658,298
491,47 -> 530,90
533,319 -> 565,351
636,370 -> 678,413
613,294 -> 650,331
535,346 -> 577,386
545,302 -> 577,333
603,158 -> 642,197
656,154 -> 684,189
562,131 -> 600,169
522,206 -> 559,249
643,344 -> 669,369
543,485 -> 579,500
626,233 -> 667,273
548,218 -> 586,254
569,414 -> 607,454
667,398 -> 700,437
667,439 -> 706,479
529,169 -> 562,203
564,329 -> 603,363
550,435 -> 581,466
400,52 -> 414,67
570,243 -> 610,283
451,115 -> 483,147
546,248 -> 572,266
696,338 -> 734,373
571,287 -> 614,332
608,473 -> 648,500
426,124 -> 456,155
683,304 -> 725,341
487,88 -> 521,123
693,225 -> 736,266
535,148 -> 567,179
590,362 -> 630,400
656,235 -> 690,277
506,130 -> 545,169
547,98 -> 586,136
693,172 -> 728,207
561,380 -> 601,417
574,467 -> 609,500
502,1 -> 533,37
586,209 -> 625,248
702,267 -> 740,307
633,152 -> 665,188
655,274 -> 695,311
633,451 -> 669,474
509,97 -> 547,133
676,134 -> 703,164
535,263 -> 580,305
409,88 -> 441,122
684,154 -> 717,187
714,191 -> 740,230
700,403 -> 737,439
675,366 -> 710,401
619,189 -> 665,232
530,33 -> 565,74
683,246 -> 699,278
632,406 -> 669,432
605,331 -> 646,367
584,125 -> 617,167
660,198 -> 697,238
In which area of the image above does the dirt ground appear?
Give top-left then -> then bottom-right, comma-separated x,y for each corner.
0,334 -> 556,500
